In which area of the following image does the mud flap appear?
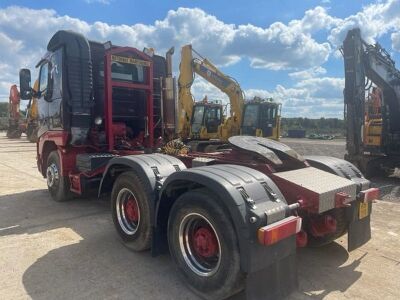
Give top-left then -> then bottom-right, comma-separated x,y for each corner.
245,253 -> 297,300
348,215 -> 371,251
244,235 -> 297,300
347,201 -> 372,251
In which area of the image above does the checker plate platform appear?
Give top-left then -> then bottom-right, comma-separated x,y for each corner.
273,167 -> 357,213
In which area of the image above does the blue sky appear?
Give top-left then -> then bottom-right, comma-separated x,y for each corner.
0,0 -> 399,117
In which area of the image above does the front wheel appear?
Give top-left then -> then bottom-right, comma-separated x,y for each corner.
168,189 -> 244,300
111,171 -> 152,251
46,151 -> 73,202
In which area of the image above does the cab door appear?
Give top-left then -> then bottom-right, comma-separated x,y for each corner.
37,49 -> 63,137
37,61 -> 50,136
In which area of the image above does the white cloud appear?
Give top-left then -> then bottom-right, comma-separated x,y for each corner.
191,77 -> 229,103
288,6 -> 339,34
227,6 -> 336,70
328,0 -> 400,47
0,2 -> 398,118
289,66 -> 327,80
190,75 -> 344,118
295,77 -> 344,99
0,5 -> 336,103
392,32 -> 400,51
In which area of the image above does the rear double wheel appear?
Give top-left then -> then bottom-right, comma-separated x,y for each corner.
168,189 -> 244,300
111,171 -> 152,251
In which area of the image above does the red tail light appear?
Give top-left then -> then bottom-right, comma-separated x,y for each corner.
360,188 -> 379,202
258,216 -> 302,246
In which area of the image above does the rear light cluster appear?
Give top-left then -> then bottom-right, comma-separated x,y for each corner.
258,216 -> 301,246
359,188 -> 379,202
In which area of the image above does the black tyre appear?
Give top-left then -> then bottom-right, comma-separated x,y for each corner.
111,171 -> 152,251
26,125 -> 38,143
46,151 -> 73,202
168,189 -> 244,300
307,208 -> 348,247
6,128 -> 22,139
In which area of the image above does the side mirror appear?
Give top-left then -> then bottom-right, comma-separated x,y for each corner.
19,68 -> 32,100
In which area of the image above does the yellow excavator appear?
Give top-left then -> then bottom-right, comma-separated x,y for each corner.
178,44 -> 243,142
177,44 -> 281,151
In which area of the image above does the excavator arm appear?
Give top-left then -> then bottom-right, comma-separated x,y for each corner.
342,28 -> 400,174
178,45 -> 244,139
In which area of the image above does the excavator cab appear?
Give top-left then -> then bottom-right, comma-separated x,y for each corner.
190,102 -> 223,139
241,100 -> 281,140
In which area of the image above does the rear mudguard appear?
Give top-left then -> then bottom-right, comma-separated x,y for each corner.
304,156 -> 370,192
98,153 -> 187,224
157,164 -> 298,299
305,156 -> 372,251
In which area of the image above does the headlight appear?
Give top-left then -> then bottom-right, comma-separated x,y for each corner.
94,116 -> 103,126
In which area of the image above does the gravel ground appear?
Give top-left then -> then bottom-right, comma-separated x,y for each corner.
0,133 -> 399,300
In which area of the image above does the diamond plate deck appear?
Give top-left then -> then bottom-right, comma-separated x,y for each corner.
274,167 -> 357,213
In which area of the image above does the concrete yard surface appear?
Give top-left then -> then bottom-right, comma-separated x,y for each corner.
0,133 -> 399,300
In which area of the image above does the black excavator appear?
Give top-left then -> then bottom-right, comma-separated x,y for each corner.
342,28 -> 400,177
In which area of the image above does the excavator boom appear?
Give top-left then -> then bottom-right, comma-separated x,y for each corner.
178,45 -> 244,140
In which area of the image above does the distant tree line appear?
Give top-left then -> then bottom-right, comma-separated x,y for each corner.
0,102 -> 8,117
281,117 -> 345,136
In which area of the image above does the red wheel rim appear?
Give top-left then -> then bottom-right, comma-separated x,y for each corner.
116,188 -> 141,235
179,213 -> 221,277
125,196 -> 139,222
192,226 -> 219,258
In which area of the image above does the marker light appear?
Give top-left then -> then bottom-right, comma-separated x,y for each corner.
258,216 -> 302,246
359,187 -> 379,202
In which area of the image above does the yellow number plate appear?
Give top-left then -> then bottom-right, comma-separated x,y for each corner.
359,202 -> 369,219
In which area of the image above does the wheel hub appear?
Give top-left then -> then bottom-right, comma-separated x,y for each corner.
116,188 -> 141,235
192,227 -> 218,258
179,213 -> 222,277
125,197 -> 139,222
46,163 -> 59,188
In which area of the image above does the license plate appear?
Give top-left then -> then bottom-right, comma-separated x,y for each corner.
359,202 -> 369,219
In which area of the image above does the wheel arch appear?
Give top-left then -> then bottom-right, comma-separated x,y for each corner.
98,154 -> 187,198
39,141 -> 58,177
155,164 -> 290,273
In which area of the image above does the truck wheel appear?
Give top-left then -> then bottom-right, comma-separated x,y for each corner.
111,171 -> 152,251
168,189 -> 244,300
307,208 -> 348,247
46,151 -> 72,202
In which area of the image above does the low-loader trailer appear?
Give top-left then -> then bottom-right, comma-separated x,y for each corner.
19,30 -> 378,300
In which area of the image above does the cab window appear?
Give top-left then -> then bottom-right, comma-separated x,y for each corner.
191,106 -> 205,133
242,105 -> 259,127
205,107 -> 222,133
39,63 -> 49,94
100,61 -> 145,83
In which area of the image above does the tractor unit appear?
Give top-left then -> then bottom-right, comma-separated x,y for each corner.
19,30 -> 378,300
